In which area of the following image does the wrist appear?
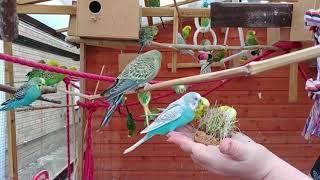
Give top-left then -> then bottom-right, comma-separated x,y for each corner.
262,154 -> 311,180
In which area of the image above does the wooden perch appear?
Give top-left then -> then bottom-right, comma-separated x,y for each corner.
17,0 -> 51,5
17,104 -> 78,112
0,84 -> 61,104
150,41 -> 280,51
139,45 -> 320,92
0,0 -> 18,41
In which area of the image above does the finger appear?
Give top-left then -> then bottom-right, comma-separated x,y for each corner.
176,125 -> 195,134
167,131 -> 196,154
219,138 -> 249,161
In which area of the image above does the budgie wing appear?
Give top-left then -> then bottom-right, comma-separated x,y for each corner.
140,104 -> 183,134
1,83 -> 28,106
177,33 -> 186,44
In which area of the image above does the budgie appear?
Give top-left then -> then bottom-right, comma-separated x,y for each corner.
138,26 -> 159,54
177,33 -> 197,60
147,0 -> 165,29
98,50 -> 162,130
47,59 -> 59,67
245,30 -> 260,56
201,49 -> 225,71
26,65 -> 67,86
200,39 -> 211,46
137,91 -> 152,126
123,92 -> 210,154
0,77 -> 45,111
182,26 -> 192,40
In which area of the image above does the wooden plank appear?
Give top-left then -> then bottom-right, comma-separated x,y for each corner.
0,0 -> 18,41
17,0 -> 50,5
171,8 -> 179,72
211,3 -> 293,28
290,0 -> 315,41
56,27 -> 68,33
76,43 -> 86,180
4,41 -> 18,180
17,4 -> 77,15
163,0 -> 199,7
289,63 -> 298,103
144,0 -> 154,26
65,36 -> 137,49
267,28 -> 280,45
16,5 -> 211,18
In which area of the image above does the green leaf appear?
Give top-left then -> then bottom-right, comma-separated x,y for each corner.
137,91 -> 151,105
125,105 -> 136,137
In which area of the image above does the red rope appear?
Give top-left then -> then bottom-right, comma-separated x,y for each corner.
64,79 -> 71,180
83,108 -> 95,180
0,53 -> 160,84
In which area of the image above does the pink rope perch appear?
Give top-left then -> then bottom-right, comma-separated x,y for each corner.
0,53 -> 160,84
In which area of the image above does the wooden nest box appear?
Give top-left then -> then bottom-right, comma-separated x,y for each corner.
76,0 -> 140,40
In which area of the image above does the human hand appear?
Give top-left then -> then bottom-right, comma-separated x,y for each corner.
167,125 -> 310,180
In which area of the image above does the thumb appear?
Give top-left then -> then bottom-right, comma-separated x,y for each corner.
219,138 -> 249,161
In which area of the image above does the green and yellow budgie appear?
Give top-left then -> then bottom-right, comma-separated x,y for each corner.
246,30 -> 260,56
182,26 -> 192,40
201,49 -> 226,71
26,60 -> 70,87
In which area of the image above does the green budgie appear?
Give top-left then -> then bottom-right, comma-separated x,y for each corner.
125,105 -> 136,137
200,39 -> 211,46
177,33 -> 197,60
138,26 -> 158,54
246,30 -> 260,56
26,65 -> 67,87
123,92 -> 210,154
182,26 -> 192,40
137,91 -> 152,126
147,0 -> 165,28
201,49 -> 225,71
0,77 -> 45,111
98,50 -> 162,130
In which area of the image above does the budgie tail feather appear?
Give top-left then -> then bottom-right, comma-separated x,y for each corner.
98,94 -> 124,130
123,135 -> 152,154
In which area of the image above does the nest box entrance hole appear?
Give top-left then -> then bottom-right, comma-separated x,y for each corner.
89,1 -> 101,14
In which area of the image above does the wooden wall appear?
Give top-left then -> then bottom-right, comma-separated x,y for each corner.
85,20 -> 320,179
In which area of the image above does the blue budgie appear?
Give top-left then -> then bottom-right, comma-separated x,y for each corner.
123,92 -> 210,154
177,33 -> 197,60
98,50 -> 162,130
0,77 -> 45,111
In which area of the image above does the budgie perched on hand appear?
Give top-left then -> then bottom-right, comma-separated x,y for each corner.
0,77 -> 45,111
138,26 -> 159,54
245,30 -> 260,56
98,50 -> 162,130
123,92 -> 210,154
182,26 -> 192,40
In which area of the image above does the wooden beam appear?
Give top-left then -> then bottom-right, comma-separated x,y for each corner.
4,41 -> 18,180
16,5 -> 210,18
0,0 -> 18,41
17,0 -> 51,5
211,2 -> 293,27
65,36 -> 137,49
144,0 -> 154,26
56,27 -> 68,33
17,4 -> 77,15
172,8 -> 179,73
140,45 -> 320,92
76,43 -> 86,180
164,0 -> 199,7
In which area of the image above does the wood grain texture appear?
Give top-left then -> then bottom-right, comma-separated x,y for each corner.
211,2 -> 293,28
84,19 -> 317,179
0,0 -> 18,41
